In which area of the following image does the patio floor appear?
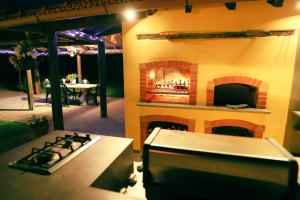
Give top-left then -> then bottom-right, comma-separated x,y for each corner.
0,90 -> 125,137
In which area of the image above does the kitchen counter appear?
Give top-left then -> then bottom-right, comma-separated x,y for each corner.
0,130 -> 143,200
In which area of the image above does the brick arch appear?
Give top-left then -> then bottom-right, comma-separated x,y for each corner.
206,76 -> 268,108
140,59 -> 198,104
204,119 -> 265,138
144,60 -> 194,70
140,115 -> 196,148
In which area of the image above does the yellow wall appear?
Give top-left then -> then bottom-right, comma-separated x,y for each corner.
122,0 -> 300,150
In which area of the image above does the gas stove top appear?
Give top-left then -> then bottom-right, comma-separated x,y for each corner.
8,132 -> 101,175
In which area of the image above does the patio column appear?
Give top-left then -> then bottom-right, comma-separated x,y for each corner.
33,59 -> 41,94
48,31 -> 64,130
98,41 -> 107,118
76,54 -> 82,82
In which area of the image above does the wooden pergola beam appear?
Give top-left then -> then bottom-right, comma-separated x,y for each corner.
137,30 -> 295,40
12,14 -> 120,33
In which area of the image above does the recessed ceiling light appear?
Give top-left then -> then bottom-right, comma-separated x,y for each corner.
124,9 -> 137,21
297,1 -> 300,9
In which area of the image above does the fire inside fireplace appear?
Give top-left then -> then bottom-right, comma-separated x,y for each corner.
146,121 -> 188,138
146,67 -> 190,103
140,60 -> 198,104
214,83 -> 258,108
212,126 -> 254,137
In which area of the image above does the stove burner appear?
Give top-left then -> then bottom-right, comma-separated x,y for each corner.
62,140 -> 73,148
35,152 -> 55,164
8,132 -> 101,175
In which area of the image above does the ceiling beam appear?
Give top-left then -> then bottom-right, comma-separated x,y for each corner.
0,0 -> 260,29
11,14 -> 120,34
96,25 -> 122,36
0,38 -> 94,48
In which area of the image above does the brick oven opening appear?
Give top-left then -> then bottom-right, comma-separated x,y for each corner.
140,115 -> 196,149
204,119 -> 265,138
214,83 -> 258,108
140,60 -> 198,105
212,126 -> 254,137
146,121 -> 188,138
206,76 -> 268,109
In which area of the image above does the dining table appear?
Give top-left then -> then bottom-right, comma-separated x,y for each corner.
45,83 -> 98,105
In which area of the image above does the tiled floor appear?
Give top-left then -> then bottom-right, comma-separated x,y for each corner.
0,90 -> 125,137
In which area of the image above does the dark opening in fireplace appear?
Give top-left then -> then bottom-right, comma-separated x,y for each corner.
212,126 -> 254,137
214,83 -> 257,108
146,121 -> 188,138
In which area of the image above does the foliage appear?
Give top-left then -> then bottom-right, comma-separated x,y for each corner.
66,73 -> 77,81
107,83 -> 124,97
8,40 -> 38,71
0,121 -> 29,139
27,115 -> 49,128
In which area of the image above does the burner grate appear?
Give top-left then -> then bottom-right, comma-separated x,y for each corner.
8,132 -> 101,175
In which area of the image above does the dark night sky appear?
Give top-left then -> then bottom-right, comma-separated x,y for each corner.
0,0 -> 79,13
0,54 -> 124,88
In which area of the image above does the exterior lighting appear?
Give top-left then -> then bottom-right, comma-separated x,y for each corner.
297,0 -> 300,9
124,9 -> 137,20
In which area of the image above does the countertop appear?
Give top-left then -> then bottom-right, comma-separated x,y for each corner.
0,130 -> 142,200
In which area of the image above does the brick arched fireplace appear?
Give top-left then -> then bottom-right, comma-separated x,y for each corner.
140,60 -> 198,104
204,119 -> 265,138
206,76 -> 268,109
140,115 -> 196,148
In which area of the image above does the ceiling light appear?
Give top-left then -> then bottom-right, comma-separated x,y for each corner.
124,9 -> 137,20
297,1 -> 300,9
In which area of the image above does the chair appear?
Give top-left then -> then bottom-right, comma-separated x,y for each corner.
87,84 -> 100,105
61,84 -> 81,106
45,87 -> 51,103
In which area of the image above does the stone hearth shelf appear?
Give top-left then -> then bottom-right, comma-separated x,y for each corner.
137,102 -> 271,114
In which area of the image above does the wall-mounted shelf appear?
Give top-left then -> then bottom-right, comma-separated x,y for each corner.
137,30 -> 295,40
137,102 -> 271,114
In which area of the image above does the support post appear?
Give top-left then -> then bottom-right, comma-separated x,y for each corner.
48,32 -> 64,130
76,54 -> 82,82
33,59 -> 41,94
26,69 -> 34,110
98,41 -> 107,118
